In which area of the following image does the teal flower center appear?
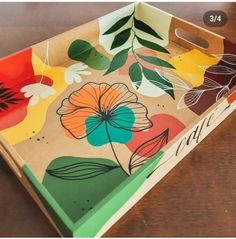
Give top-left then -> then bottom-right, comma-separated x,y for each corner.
85,106 -> 135,147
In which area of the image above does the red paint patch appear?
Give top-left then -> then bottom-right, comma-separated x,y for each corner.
227,85 -> 236,104
0,48 -> 53,131
35,75 -> 53,86
127,114 -> 185,157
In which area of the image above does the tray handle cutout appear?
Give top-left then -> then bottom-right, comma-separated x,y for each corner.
0,144 -> 22,179
175,28 -> 209,50
169,16 -> 224,54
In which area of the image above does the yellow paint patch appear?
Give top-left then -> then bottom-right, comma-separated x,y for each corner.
1,53 -> 67,145
169,49 -> 219,87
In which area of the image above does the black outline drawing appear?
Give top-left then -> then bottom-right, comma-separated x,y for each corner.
56,82 -> 153,176
46,161 -> 120,181
128,128 -> 169,174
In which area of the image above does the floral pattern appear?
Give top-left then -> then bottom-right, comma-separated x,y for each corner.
1,3 -> 235,235
57,82 -> 152,174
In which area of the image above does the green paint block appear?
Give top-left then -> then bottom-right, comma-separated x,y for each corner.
23,165 -> 74,236
23,151 -> 164,237
73,151 -> 164,237
68,39 -> 110,70
42,157 -> 128,222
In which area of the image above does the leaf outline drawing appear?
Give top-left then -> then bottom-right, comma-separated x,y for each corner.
128,128 -> 169,174
46,161 -> 120,181
57,82 -> 153,176
148,52 -> 236,109
199,64 -> 235,75
212,53 -> 236,66
177,89 -> 204,110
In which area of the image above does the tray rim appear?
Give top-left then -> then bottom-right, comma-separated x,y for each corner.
0,2 -> 235,237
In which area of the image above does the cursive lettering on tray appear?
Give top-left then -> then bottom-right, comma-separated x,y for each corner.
176,104 -> 231,157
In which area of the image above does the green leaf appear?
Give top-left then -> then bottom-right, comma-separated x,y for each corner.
6,98 -> 23,104
110,28 -> 131,50
43,156 -> 128,221
103,14 -> 133,35
0,87 -> 9,95
129,62 -> 142,89
136,36 -> 169,54
0,102 -> 8,111
0,82 -> 23,112
143,68 -> 175,99
68,39 -> 92,62
138,54 -> 175,69
46,160 -> 120,181
68,39 -> 110,70
1,92 -> 17,100
85,48 -> 110,70
104,48 -> 130,75
134,17 -> 163,40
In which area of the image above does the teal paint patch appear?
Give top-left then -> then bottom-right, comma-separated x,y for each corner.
86,106 -> 135,146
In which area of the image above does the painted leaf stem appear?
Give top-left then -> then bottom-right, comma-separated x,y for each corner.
103,6 -> 175,99
105,47 -> 131,75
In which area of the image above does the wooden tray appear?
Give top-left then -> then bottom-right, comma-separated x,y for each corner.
0,2 -> 235,237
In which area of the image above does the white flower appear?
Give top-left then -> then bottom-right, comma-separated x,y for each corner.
21,83 -> 56,106
65,63 -> 92,85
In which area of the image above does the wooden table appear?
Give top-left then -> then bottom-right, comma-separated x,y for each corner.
0,2 -> 235,237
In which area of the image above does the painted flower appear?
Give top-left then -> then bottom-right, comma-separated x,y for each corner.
57,82 -> 152,146
64,63 -> 92,85
21,83 -> 56,106
57,82 -> 152,175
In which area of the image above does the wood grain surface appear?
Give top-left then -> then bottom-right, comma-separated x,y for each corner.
0,2 -> 235,237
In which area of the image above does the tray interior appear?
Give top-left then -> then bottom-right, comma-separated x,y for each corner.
0,2 -> 235,236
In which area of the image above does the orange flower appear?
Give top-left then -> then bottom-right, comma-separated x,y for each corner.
57,82 -> 152,144
57,82 -> 153,175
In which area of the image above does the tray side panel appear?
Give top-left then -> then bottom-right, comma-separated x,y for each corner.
73,151 -> 164,237
22,165 -> 74,236
0,2 -> 235,237
169,15 -> 224,54
96,94 -> 236,237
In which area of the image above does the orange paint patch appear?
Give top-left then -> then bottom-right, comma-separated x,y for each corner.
58,82 -> 138,140
70,83 -> 110,111
61,108 -> 96,139
226,85 -> 236,104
